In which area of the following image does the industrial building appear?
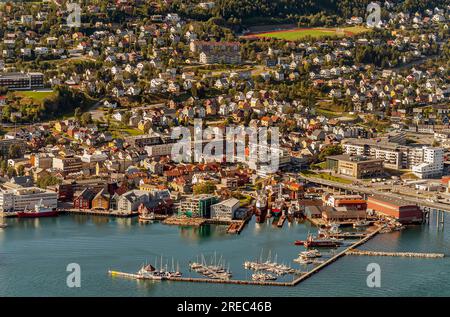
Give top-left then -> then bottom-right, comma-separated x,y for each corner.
367,195 -> 423,224
0,183 -> 57,212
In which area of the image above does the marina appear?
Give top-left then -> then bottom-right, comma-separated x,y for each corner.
1,214 -> 450,296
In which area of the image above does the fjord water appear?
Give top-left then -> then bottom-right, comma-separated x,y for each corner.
0,213 -> 449,296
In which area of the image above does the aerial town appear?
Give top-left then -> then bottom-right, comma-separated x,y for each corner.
0,0 -> 449,297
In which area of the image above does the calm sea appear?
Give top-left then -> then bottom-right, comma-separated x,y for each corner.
0,212 -> 449,296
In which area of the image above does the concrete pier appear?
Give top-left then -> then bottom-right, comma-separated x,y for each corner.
346,249 -> 445,258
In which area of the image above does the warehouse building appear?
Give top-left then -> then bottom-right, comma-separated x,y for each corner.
367,195 -> 423,224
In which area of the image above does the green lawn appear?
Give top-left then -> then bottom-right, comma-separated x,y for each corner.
254,26 -> 370,41
16,90 -> 56,103
300,170 -> 353,184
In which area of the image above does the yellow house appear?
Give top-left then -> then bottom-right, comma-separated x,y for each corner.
54,121 -> 67,133
138,120 -> 152,132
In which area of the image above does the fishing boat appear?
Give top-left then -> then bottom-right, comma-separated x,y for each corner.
299,249 -> 322,258
139,211 -> 155,222
16,199 -> 58,218
254,194 -> 268,224
0,223 -> 7,229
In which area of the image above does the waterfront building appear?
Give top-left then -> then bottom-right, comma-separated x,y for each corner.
117,190 -> 149,213
367,195 -> 423,224
92,188 -> 110,210
321,206 -> 367,222
73,188 -> 97,210
323,193 -> 367,210
210,198 -> 240,221
0,184 -> 57,212
178,194 -> 219,218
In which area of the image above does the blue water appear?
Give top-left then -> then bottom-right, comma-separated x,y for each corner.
0,212 -> 449,296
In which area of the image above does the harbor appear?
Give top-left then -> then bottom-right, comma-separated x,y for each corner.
1,213 -> 450,296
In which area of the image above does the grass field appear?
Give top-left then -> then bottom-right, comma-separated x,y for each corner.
245,26 -> 369,41
16,90 -> 56,103
300,170 -> 353,184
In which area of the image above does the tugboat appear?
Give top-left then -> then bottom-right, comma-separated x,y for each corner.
17,199 -> 58,218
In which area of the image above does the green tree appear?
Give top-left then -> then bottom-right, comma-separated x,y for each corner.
193,181 -> 216,195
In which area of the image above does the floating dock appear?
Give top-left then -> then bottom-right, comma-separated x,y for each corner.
346,249 -> 445,258
64,209 -> 138,218
109,226 -> 384,287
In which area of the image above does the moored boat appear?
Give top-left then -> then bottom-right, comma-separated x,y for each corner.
17,199 -> 58,218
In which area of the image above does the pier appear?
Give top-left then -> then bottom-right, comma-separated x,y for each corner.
109,226 -> 384,287
63,209 -> 138,218
290,226 -> 382,286
346,249 -> 445,258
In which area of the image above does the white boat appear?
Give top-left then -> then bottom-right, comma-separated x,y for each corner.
293,256 -> 312,265
353,219 -> 371,228
300,249 -> 322,258
252,272 -> 277,281
0,223 -> 7,229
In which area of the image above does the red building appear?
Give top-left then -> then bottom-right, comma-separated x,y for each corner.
367,195 -> 423,224
73,188 -> 96,210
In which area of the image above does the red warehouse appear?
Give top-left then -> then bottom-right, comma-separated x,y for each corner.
367,195 -> 423,224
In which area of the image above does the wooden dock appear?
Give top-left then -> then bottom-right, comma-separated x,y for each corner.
108,270 -> 294,286
290,226 -> 382,286
346,249 -> 445,258
64,209 -> 138,218
109,227 -> 384,288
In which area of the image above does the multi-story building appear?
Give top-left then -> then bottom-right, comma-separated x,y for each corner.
33,153 -> 54,169
126,133 -> 169,148
0,184 -> 57,212
178,194 -> 219,218
190,41 -> 241,65
116,190 -> 149,213
52,155 -> 83,174
325,154 -> 384,179
412,147 -> 444,179
210,198 -> 239,221
0,72 -> 44,90
342,139 -> 443,171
